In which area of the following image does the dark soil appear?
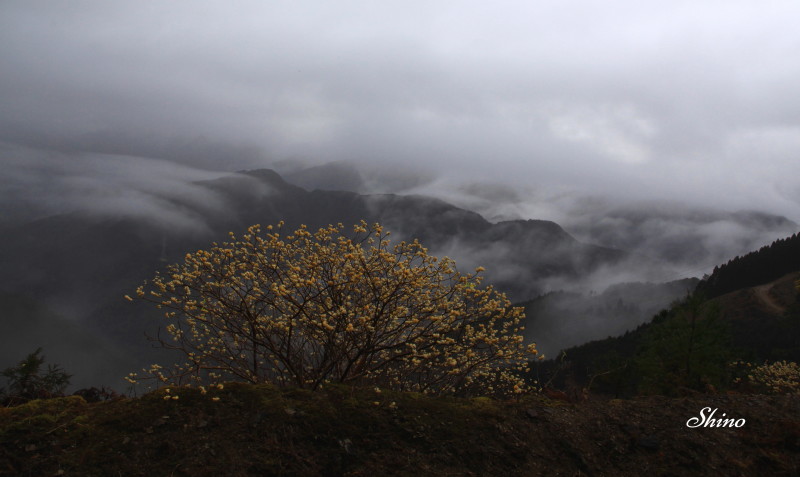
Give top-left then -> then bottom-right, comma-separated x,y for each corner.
1,383 -> 798,476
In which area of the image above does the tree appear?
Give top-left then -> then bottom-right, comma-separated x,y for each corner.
1,348 -> 71,406
128,221 -> 539,396
635,294 -> 730,395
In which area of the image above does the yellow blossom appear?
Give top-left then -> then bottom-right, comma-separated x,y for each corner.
126,220 -> 539,397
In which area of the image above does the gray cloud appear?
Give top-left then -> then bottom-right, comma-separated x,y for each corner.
1,1 -> 799,218
0,142 -> 233,232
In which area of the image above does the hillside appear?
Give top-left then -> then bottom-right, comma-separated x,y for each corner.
713,271 -> 800,363
518,278 -> 698,357
697,233 -> 800,299
1,383 -> 798,476
537,267 -> 800,398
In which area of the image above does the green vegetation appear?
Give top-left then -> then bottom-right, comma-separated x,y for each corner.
1,349 -> 71,406
533,234 -> 800,398
635,296 -> 731,394
538,274 -> 800,398
698,233 -> 800,298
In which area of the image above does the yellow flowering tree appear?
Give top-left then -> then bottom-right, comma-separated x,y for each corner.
128,221 -> 538,396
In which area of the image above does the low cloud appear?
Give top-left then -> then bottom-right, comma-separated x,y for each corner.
2,1 -> 800,222
0,142 -> 231,233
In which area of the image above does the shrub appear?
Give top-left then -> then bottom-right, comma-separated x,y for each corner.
744,360 -> 800,394
128,221 -> 539,396
1,348 -> 71,406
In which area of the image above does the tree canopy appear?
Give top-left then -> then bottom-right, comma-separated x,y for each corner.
129,221 -> 538,396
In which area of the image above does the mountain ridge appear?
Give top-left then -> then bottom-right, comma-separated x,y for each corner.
0,167 -> 796,393
0,168 -> 645,390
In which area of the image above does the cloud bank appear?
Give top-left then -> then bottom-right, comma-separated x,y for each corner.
1,0 -> 799,221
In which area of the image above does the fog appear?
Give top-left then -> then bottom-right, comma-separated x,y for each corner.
2,1 -> 800,388
0,142 -> 232,232
2,1 -> 800,221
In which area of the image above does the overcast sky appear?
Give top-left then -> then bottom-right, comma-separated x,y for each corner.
2,0 -> 800,221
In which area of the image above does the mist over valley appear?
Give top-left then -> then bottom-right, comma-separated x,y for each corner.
0,149 -> 796,389
2,0 -> 800,406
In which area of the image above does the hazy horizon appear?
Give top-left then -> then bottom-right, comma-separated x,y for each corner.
2,1 -> 800,226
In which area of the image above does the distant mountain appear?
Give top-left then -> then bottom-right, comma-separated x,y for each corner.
276,160 -> 434,194
564,203 -> 797,268
0,168 -> 644,389
283,161 -> 367,192
280,165 -> 800,284
0,168 -> 637,308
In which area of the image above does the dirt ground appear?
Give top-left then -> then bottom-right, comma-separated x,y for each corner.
1,384 -> 798,476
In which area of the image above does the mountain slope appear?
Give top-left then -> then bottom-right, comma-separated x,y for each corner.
697,232 -> 800,298
712,271 -> 800,363
536,232 -> 800,398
